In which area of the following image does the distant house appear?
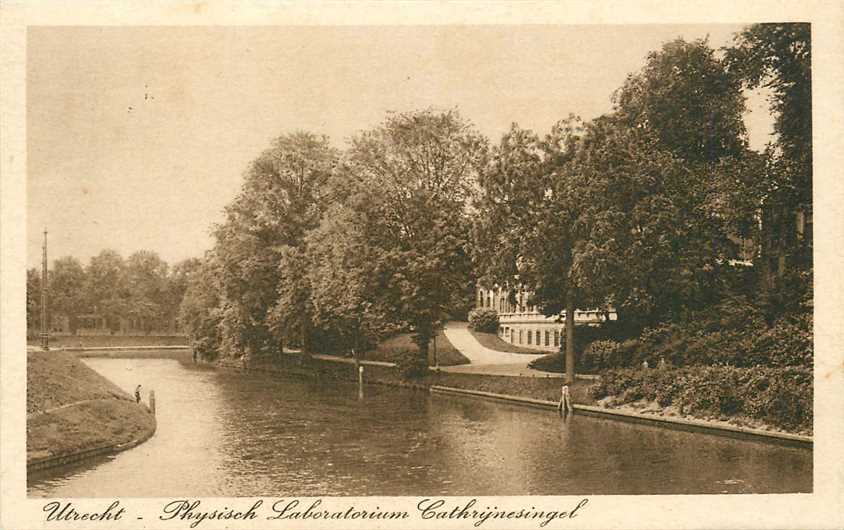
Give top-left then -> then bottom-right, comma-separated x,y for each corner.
475,285 -> 616,352
76,313 -> 111,336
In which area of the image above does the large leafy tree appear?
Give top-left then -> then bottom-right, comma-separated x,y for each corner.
346,109 -> 486,370
572,117 -> 735,329
726,23 -> 811,204
726,24 -> 812,316
84,249 -> 130,330
302,203 -> 392,356
49,256 -> 87,332
125,250 -> 170,331
614,37 -> 748,165
179,252 -> 223,359
214,132 -> 339,357
587,37 -> 756,324
475,118 -> 590,382
168,257 -> 202,324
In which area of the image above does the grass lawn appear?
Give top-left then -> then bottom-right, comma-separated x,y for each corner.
468,329 -> 544,354
365,329 -> 470,366
528,352 -> 600,375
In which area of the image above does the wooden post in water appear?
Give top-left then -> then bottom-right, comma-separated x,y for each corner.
558,385 -> 574,417
357,364 -> 364,400
149,390 -> 156,415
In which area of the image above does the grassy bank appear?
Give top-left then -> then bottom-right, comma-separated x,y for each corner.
468,330 -> 541,354
421,371 -> 595,404
28,335 -> 188,348
365,329 -> 470,366
27,351 -> 156,465
73,348 -> 192,361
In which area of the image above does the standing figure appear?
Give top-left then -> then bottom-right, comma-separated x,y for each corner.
134,384 -> 142,404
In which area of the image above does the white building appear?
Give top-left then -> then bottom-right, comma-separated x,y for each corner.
476,285 -> 616,352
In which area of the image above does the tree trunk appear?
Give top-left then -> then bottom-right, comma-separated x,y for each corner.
565,298 -> 575,384
301,319 -> 311,359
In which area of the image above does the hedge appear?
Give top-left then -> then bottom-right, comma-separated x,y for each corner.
589,365 -> 813,432
468,308 -> 499,333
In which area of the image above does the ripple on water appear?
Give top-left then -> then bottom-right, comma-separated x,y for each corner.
28,358 -> 813,497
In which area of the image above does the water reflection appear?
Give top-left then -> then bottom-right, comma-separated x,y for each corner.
28,358 -> 811,497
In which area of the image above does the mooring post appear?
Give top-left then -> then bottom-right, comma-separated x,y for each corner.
149,390 -> 156,415
558,385 -> 574,417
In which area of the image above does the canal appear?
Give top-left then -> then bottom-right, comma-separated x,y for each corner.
28,358 -> 812,496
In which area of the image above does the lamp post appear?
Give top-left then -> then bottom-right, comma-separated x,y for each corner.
40,229 -> 49,351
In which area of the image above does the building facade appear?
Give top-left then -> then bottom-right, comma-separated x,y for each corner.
476,285 -> 616,352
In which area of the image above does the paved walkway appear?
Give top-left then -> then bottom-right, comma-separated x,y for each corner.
439,322 -> 562,377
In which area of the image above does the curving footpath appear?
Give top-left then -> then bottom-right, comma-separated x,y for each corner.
440,322 -> 564,377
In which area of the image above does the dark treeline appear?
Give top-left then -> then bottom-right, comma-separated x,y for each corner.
176,25 -> 812,380
27,250 -> 200,336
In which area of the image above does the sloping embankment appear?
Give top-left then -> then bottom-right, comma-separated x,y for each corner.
27,351 -> 156,471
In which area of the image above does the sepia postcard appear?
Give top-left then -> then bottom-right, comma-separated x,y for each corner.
2,1 -> 843,529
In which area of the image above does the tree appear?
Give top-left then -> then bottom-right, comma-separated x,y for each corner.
85,249 -> 129,330
474,118 -> 590,382
346,109 -> 487,371
302,203 -> 392,356
168,257 -> 202,329
179,252 -> 223,359
726,24 -> 813,312
571,117 -> 735,329
49,256 -> 87,332
213,132 -> 339,357
726,23 -> 811,203
26,268 -> 42,336
614,37 -> 748,165
125,250 -> 170,332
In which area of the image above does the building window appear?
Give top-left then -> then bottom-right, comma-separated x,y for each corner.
519,329 -> 523,344
545,330 -> 550,346
527,330 -> 532,345
554,330 -> 560,346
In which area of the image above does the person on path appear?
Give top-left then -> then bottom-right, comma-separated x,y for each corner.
134,384 -> 142,404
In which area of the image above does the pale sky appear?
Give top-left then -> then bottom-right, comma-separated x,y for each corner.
26,25 -> 773,268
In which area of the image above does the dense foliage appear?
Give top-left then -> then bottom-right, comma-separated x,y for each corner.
178,24 -> 811,389
27,251 -> 199,336
590,366 -> 813,432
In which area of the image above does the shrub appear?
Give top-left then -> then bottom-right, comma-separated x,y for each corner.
580,340 -> 622,372
396,355 -> 428,379
590,365 -> 812,432
468,308 -> 499,333
603,295 -> 811,370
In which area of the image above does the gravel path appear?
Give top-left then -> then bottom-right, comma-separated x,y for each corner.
439,322 -> 556,377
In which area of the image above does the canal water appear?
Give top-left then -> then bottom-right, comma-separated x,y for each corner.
28,358 -> 812,496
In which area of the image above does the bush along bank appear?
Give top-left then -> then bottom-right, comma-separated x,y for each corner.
27,351 -> 156,471
589,366 -> 812,435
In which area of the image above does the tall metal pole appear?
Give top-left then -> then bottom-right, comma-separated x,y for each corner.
41,229 -> 49,351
